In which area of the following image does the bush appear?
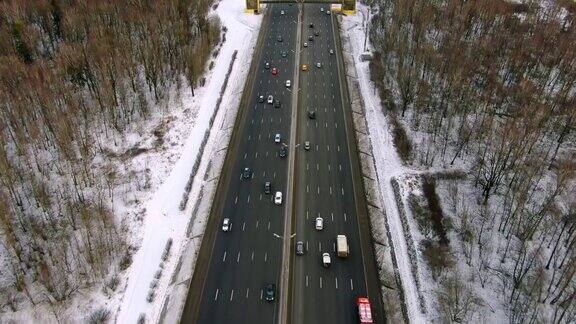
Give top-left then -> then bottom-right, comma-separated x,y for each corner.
147,290 -> 155,303
408,194 -> 434,238
420,239 -> 453,280
422,177 -> 449,245
119,249 -> 133,271
105,274 -> 119,292
162,238 -> 173,261
437,273 -> 482,323
390,114 -> 412,164
87,307 -> 111,324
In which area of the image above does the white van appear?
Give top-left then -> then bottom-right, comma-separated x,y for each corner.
336,235 -> 348,257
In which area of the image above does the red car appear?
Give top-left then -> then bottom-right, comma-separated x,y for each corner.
271,67 -> 278,75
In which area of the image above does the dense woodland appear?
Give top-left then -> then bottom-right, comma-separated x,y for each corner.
369,0 -> 575,322
0,0 -> 219,311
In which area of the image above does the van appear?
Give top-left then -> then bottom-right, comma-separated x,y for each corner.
336,235 -> 349,257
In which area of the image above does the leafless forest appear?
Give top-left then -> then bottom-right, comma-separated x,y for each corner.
369,0 -> 575,322
0,0 -> 218,311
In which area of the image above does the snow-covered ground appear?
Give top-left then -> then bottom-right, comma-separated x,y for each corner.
341,3 -> 570,323
115,1 -> 263,323
0,1 -> 261,323
341,5 -> 427,323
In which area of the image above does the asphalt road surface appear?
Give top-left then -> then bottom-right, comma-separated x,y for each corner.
290,4 -> 385,324
182,4 -> 384,324
180,4 -> 298,324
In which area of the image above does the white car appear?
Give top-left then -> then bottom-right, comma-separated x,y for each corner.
320,7 -> 324,12
222,218 -> 231,232
274,191 -> 283,205
322,253 -> 331,267
281,10 -> 285,15
303,42 -> 308,47
267,95 -> 274,104
286,80 -> 291,87
275,133 -> 281,143
316,62 -> 322,68
315,217 -> 323,230
327,10 -> 331,15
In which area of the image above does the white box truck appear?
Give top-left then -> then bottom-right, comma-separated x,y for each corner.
336,235 -> 349,257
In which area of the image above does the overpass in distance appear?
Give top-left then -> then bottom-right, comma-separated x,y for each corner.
246,0 -> 356,14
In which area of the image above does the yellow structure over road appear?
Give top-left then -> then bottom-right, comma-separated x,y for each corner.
246,0 -> 355,15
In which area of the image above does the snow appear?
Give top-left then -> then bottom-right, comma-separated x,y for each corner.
115,1 -> 262,323
0,0 -> 263,322
341,5 -> 426,323
341,3 -> 575,323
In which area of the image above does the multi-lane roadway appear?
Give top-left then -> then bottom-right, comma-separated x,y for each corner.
290,3 -> 384,324
181,4 -> 298,323
181,3 -> 384,324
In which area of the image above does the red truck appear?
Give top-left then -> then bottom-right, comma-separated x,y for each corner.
357,297 -> 373,324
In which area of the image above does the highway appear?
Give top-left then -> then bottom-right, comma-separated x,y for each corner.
290,3 -> 385,324
181,4 -> 298,323
181,4 -> 385,324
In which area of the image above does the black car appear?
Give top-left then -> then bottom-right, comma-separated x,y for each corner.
265,284 -> 276,302
309,23 -> 314,28
277,35 -> 283,42
274,99 -> 281,108
315,31 -> 319,36
264,181 -> 271,194
242,167 -> 252,179
296,241 -> 304,255
307,110 -> 316,119
281,51 -> 287,58
308,35 -> 314,41
279,146 -> 287,158
258,95 -> 264,103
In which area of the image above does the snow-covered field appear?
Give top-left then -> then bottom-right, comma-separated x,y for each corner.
341,6 -> 427,323
342,3 -> 575,324
0,1 -> 262,323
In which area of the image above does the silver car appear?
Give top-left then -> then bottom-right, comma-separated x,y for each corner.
222,218 -> 231,232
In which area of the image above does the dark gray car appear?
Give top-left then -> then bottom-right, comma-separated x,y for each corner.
296,241 -> 304,255
242,167 -> 252,179
265,284 -> 276,302
264,181 -> 271,194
